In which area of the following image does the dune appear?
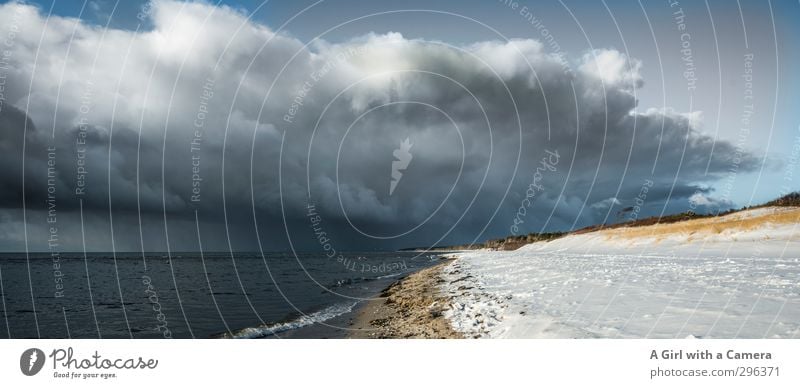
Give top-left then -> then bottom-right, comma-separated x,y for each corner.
441,207 -> 800,338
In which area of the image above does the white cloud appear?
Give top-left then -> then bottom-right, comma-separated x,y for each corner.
689,192 -> 734,210
591,197 -> 622,209
579,49 -> 643,90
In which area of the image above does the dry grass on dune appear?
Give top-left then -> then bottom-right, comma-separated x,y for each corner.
601,207 -> 800,240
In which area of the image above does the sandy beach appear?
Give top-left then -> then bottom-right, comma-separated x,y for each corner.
349,259 -> 462,339
349,206 -> 800,339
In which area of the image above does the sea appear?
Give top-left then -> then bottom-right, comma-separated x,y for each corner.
0,251 -> 446,339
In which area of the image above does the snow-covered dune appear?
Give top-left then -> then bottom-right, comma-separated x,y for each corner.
442,207 -> 800,338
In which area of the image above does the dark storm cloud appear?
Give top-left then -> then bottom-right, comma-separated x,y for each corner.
0,1 -> 766,251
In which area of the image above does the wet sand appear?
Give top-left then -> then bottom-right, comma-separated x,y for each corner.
348,259 -> 462,339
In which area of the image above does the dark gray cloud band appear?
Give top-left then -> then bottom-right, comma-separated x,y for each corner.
0,1 -> 766,251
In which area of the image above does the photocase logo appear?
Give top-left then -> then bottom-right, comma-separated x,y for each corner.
390,137 -> 413,196
20,348 -> 45,376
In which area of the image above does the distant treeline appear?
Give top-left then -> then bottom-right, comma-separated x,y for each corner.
761,192 -> 800,207
443,231 -> 568,251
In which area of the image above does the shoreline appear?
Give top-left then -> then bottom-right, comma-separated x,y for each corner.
348,259 -> 462,339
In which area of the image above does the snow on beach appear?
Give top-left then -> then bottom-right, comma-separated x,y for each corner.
442,207 -> 800,338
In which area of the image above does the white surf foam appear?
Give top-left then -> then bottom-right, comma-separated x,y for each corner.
230,301 -> 359,339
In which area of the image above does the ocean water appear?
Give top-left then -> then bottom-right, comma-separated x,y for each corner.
0,251 -> 444,339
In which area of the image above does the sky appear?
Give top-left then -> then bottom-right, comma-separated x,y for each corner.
0,0 -> 799,252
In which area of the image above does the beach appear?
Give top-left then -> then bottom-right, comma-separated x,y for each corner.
349,207 -> 800,339
349,259 -> 462,339
441,207 -> 800,338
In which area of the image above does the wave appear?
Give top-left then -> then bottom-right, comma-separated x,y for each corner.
328,269 -> 413,286
376,271 -> 407,280
228,301 -> 359,339
327,276 -> 376,289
